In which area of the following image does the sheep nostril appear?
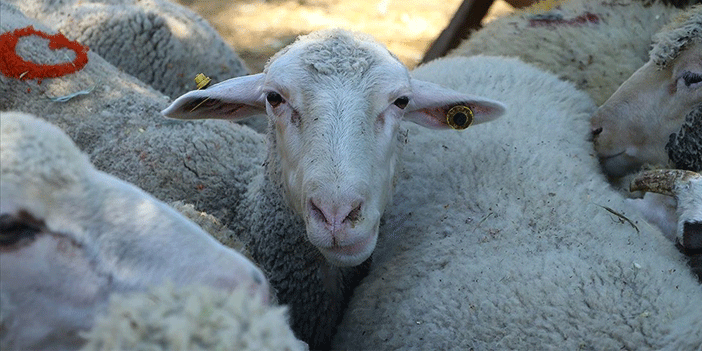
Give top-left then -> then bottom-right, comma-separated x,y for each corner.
592,127 -> 603,137
344,201 -> 362,223
309,199 -> 328,224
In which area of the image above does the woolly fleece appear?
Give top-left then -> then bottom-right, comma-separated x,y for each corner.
6,0 -> 249,98
0,3 -> 266,227
450,0 -> 681,105
651,4 -> 702,67
80,283 -> 307,351
331,56 -> 702,350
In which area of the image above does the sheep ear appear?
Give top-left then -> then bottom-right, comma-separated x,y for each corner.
405,78 -> 505,130
162,74 -> 267,120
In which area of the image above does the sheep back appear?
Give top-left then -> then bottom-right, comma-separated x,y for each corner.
450,0 -> 680,105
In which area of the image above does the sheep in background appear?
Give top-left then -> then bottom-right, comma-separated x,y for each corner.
331,55 -> 702,350
81,283 -> 307,351
162,29 -> 505,349
5,0 -> 249,98
590,7 -> 702,259
591,6 -> 702,178
0,111 -> 271,351
450,0 -> 682,106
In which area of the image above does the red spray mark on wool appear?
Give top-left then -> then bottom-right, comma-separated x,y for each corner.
0,26 -> 89,80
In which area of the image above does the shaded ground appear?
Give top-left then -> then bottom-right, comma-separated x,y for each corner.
174,0 -> 514,73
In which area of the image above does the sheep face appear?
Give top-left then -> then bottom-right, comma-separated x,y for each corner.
591,44 -> 702,178
162,29 -> 505,267
0,112 -> 270,350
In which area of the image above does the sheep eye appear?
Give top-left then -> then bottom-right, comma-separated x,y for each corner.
682,72 -> 702,87
446,105 -> 474,130
266,92 -> 284,107
393,96 -> 410,109
0,213 -> 40,248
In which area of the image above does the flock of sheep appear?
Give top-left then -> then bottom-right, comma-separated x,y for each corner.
1,0 -> 701,350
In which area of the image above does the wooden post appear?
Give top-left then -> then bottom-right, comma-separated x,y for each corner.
421,0 -> 495,64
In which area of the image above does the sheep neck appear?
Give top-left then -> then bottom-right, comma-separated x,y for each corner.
234,128 -> 371,349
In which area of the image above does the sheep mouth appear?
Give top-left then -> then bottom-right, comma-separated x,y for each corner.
598,151 -> 639,178
318,230 -> 377,267
599,151 -> 625,160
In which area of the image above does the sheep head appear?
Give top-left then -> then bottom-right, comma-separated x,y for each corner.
162,29 -> 505,267
590,8 -> 702,178
0,112 -> 270,350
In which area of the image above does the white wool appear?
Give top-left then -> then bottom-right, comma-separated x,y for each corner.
332,56 -> 702,350
80,283 -> 306,351
651,5 -> 702,67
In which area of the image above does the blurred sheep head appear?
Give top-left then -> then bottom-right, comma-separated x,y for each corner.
0,112 -> 270,350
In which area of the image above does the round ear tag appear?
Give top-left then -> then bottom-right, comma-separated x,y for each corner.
446,105 -> 474,130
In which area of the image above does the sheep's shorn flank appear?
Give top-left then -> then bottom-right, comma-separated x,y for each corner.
331,56 -> 702,350
5,0 -> 249,98
0,2 -> 266,229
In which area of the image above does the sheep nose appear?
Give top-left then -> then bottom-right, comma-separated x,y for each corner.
309,196 -> 363,232
591,126 -> 603,140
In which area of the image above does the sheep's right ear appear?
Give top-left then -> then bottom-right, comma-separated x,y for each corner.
162,74 -> 267,120
405,79 -> 506,130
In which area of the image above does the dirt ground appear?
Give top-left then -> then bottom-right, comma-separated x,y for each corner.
173,0 -> 515,73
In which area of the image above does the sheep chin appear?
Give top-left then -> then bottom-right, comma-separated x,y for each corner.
315,227 -> 378,267
599,151 -> 641,179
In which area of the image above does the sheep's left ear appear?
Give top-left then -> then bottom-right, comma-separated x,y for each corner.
161,73 -> 267,120
405,78 -> 505,130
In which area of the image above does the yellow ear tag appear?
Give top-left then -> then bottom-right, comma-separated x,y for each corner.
194,73 -> 212,90
190,73 -> 213,112
446,105 -> 474,130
